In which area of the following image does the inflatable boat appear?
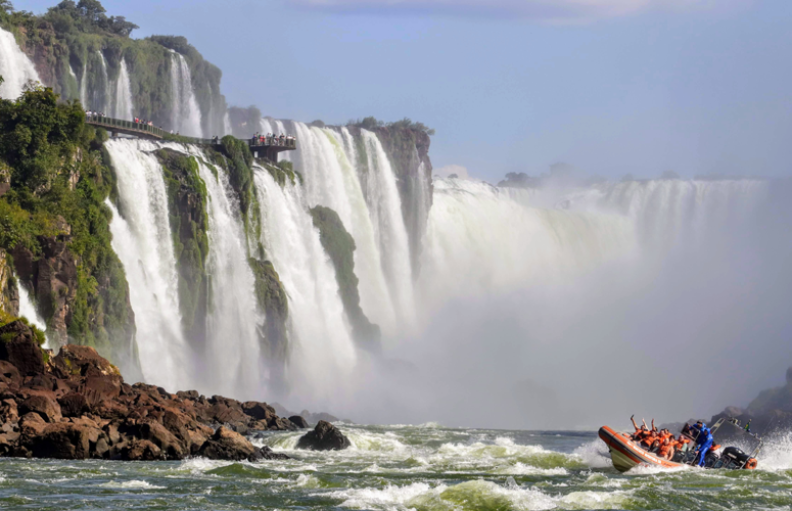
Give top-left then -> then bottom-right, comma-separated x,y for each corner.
599,417 -> 761,473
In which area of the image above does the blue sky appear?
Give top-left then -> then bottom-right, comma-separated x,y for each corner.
20,0 -> 792,181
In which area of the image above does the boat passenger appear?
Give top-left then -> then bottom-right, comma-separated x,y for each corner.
657,436 -> 675,460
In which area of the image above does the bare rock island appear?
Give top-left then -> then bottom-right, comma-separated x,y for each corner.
0,320 -> 293,461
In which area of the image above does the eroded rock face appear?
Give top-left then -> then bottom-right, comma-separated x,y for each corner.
0,326 -> 292,461
296,420 -> 350,451
0,321 -> 45,375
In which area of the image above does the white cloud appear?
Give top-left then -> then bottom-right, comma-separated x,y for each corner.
434,164 -> 470,179
288,0 -> 716,22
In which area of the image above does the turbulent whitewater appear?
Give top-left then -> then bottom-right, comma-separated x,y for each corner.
3,423 -> 792,510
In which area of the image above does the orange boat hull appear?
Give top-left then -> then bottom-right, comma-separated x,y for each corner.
598,426 -> 685,472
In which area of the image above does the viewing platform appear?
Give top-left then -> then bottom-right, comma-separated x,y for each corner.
85,115 -> 296,162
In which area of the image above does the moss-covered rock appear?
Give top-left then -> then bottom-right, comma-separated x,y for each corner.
249,257 -> 288,362
155,148 -> 209,350
309,206 -> 380,351
217,136 -> 261,243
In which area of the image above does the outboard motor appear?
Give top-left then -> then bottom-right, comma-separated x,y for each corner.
721,447 -> 751,468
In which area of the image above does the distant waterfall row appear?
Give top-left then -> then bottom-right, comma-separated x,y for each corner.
0,27 -> 206,137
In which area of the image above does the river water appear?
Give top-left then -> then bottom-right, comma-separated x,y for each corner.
2,423 -> 791,510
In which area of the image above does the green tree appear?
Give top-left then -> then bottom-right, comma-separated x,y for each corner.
108,15 -> 138,37
77,0 -> 105,22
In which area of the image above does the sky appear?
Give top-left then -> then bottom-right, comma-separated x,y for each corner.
19,0 -> 792,182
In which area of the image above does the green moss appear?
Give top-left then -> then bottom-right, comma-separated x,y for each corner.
262,160 -> 298,188
249,257 -> 289,361
309,206 -> 380,351
155,148 -> 209,348
0,84 -> 138,369
219,135 -> 260,245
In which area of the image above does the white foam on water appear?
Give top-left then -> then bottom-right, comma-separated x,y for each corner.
571,439 -> 613,469
99,480 -> 165,490
755,431 -> 792,471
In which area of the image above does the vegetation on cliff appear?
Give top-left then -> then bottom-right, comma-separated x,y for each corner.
309,206 -> 380,351
0,80 -> 136,368
155,149 -> 209,349
1,1 -> 227,135
262,160 -> 302,188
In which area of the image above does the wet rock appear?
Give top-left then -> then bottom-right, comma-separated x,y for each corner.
0,361 -> 21,384
125,439 -> 164,461
58,392 -> 89,417
249,445 -> 290,461
135,420 -> 186,459
242,401 -> 276,421
51,345 -> 120,379
0,340 -> 296,461
18,394 -> 62,423
289,415 -> 309,429
0,321 -> 45,375
296,420 -> 350,451
27,422 -> 97,459
197,426 -> 256,461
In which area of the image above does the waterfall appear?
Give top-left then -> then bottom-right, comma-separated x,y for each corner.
112,59 -> 134,120
105,139 -> 191,391
169,51 -> 203,137
268,120 -> 398,333
253,168 -> 357,401
559,179 -> 769,248
17,282 -> 46,332
223,112 -> 232,136
79,63 -> 87,107
359,129 -> 416,325
419,178 -> 637,315
86,51 -> 110,112
189,148 -> 263,397
0,27 -> 40,100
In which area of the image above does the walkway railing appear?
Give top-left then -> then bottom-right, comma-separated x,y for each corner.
85,115 -> 297,150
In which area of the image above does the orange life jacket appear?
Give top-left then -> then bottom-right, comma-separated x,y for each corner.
658,442 -> 674,459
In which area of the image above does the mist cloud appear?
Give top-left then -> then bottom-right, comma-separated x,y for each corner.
287,0 -> 728,22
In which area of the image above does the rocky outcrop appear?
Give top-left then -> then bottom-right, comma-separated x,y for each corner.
706,367 -> 792,437
309,206 -> 380,351
296,420 -> 350,451
0,321 -> 293,461
289,416 -> 309,429
11,231 -> 76,348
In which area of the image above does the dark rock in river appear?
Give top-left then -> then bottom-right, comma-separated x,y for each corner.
296,420 -> 350,451
289,415 -> 309,429
0,325 -> 291,461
